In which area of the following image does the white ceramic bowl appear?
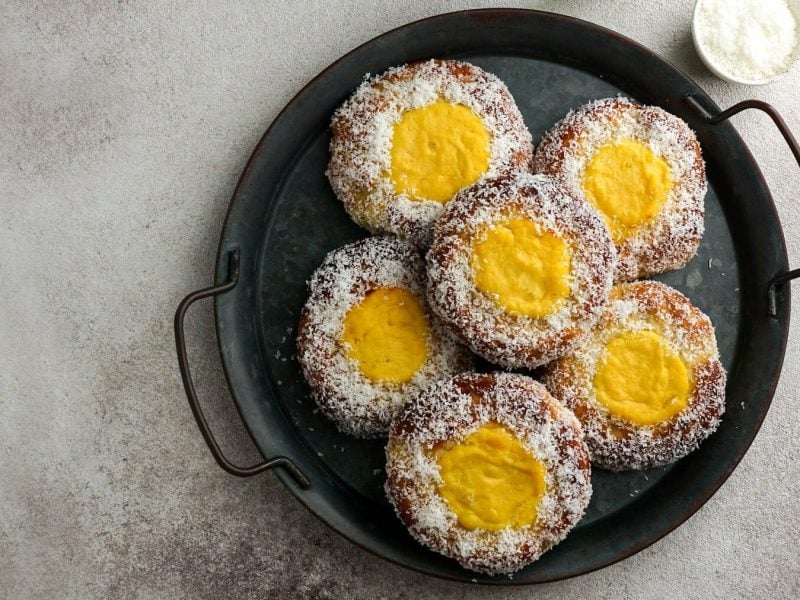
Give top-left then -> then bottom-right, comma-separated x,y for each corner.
692,0 -> 800,85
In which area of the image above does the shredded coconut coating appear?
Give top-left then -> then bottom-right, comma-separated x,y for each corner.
327,59 -> 533,247
296,237 -> 473,438
385,372 -> 592,575
533,97 -> 707,282
541,281 -> 726,471
426,172 -> 615,369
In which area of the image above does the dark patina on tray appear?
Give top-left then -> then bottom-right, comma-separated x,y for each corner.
175,9 -> 799,584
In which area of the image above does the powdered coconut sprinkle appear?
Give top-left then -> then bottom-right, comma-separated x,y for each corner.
296,236 -> 473,438
533,97 -> 706,282
327,59 -> 533,247
426,172 -> 616,369
385,372 -> 592,575
541,281 -> 727,471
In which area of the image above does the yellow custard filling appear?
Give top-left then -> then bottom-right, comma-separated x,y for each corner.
593,330 -> 690,426
341,287 -> 428,384
581,139 -> 673,242
435,423 -> 547,531
390,101 -> 491,202
471,218 -> 571,318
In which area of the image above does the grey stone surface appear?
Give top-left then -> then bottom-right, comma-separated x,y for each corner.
2,1 -> 799,598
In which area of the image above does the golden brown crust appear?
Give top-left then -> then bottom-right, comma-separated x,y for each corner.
533,97 -> 706,282
426,172 -> 616,369
541,281 -> 726,470
327,59 -> 533,247
385,372 -> 592,575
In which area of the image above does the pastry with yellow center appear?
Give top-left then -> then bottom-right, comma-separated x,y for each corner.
533,97 -> 707,282
297,236 -> 472,437
426,172 -> 616,369
327,59 -> 533,247
385,372 -> 592,575
541,281 -> 727,471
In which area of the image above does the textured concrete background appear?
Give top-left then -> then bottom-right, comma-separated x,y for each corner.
2,1 -> 800,598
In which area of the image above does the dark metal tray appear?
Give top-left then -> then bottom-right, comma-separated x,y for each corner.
175,9 -> 798,584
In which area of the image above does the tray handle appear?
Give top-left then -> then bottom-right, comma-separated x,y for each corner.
174,248 -> 311,488
684,95 -> 800,317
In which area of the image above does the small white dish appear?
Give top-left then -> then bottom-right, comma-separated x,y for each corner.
692,0 -> 800,85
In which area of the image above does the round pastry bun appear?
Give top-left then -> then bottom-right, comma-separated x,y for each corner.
533,97 -> 706,282
385,372 -> 592,575
297,236 -> 472,437
426,172 -> 616,369
541,280 -> 726,470
327,59 -> 533,247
